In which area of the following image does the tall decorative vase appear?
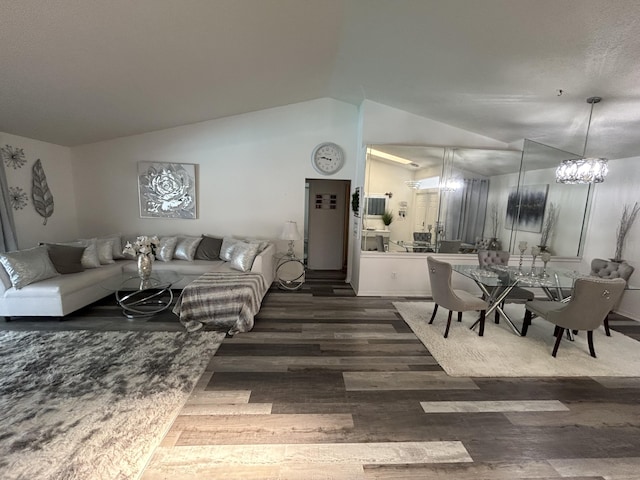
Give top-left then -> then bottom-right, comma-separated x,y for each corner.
137,254 -> 153,284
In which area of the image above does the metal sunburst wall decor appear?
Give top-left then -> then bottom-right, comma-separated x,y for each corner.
138,162 -> 197,219
9,186 -> 28,210
1,145 -> 27,169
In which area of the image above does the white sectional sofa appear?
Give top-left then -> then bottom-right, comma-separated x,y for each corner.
0,239 -> 275,319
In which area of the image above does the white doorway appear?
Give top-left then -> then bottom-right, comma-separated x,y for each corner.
305,179 -> 350,270
413,190 -> 439,233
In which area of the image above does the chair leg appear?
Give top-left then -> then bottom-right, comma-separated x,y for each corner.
604,313 -> 611,336
552,327 -> 564,357
457,311 -> 462,322
444,310 -> 453,338
478,310 -> 486,337
495,301 -> 503,324
587,330 -> 597,358
522,309 -> 532,337
429,304 -> 439,324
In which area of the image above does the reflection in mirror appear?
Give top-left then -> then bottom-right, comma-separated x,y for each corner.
363,141 -> 590,257
510,140 -> 587,257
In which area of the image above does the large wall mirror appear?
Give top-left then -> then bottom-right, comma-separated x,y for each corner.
362,140 -> 590,257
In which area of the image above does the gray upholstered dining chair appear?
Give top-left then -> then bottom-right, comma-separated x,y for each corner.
413,232 -> 432,252
522,277 -> 626,357
477,250 -> 534,323
438,240 -> 462,253
590,258 -> 634,336
427,256 -> 488,338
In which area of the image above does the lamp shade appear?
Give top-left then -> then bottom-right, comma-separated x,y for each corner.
280,221 -> 301,241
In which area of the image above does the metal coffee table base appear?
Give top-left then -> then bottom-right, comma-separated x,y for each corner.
116,286 -> 174,319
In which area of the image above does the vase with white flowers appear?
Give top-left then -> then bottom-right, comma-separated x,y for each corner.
123,235 -> 159,283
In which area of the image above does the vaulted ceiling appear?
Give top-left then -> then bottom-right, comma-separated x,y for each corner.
2,0 -> 640,159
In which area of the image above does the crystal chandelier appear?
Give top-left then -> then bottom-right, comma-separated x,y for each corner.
556,97 -> 609,184
405,180 -> 421,189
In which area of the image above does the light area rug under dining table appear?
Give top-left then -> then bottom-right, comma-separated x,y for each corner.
394,301 -> 640,377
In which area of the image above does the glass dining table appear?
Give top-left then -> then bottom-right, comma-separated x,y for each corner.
451,264 -> 579,336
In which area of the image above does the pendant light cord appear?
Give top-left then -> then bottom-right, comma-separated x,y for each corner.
582,96 -> 601,157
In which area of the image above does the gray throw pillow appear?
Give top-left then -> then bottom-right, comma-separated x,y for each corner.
43,244 -> 85,274
195,235 -> 223,260
174,236 -> 202,261
156,236 -> 178,262
0,246 -> 59,289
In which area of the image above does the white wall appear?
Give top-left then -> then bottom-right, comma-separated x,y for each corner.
361,100 -> 510,148
583,156 -> 640,319
0,132 -> 79,248
70,99 -> 359,261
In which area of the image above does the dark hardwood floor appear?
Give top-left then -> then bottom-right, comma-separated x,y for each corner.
4,270 -> 640,479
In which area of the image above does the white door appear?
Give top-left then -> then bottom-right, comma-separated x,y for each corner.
306,179 -> 348,270
413,190 -> 439,233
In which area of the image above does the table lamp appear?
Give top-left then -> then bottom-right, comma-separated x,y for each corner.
280,221 -> 301,257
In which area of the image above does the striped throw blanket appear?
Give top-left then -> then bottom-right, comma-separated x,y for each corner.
172,272 -> 267,334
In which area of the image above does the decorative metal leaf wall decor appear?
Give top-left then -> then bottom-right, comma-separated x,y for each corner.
31,159 -> 54,225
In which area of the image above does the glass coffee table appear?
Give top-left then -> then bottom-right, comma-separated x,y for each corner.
101,271 -> 182,319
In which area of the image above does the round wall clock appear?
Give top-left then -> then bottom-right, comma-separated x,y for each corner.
311,142 -> 345,175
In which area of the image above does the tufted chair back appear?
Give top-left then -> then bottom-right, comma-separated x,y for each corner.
478,250 -> 510,267
438,240 -> 462,253
547,277 -> 626,331
475,237 -> 491,250
590,258 -> 635,282
413,232 -> 432,243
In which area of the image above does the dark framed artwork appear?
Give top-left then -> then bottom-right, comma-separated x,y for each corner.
138,162 -> 197,219
505,184 -> 548,233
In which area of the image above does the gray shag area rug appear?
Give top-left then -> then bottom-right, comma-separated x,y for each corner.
0,330 -> 224,480
395,301 -> 640,377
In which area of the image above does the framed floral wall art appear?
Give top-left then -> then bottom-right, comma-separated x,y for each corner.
138,162 -> 197,219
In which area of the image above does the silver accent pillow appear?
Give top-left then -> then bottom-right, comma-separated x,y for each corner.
156,236 -> 178,262
0,245 -> 59,289
0,263 -> 12,289
219,237 -> 243,262
97,238 -> 115,264
100,234 -> 124,259
174,236 -> 202,261
228,241 -> 261,272
77,238 -> 101,268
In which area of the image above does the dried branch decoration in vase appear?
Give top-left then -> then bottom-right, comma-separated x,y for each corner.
539,202 -> 558,252
489,203 -> 499,238
614,202 -> 640,262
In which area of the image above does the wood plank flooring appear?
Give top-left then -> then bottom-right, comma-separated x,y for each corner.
3,270 -> 640,479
